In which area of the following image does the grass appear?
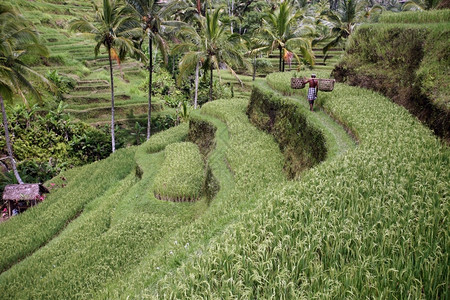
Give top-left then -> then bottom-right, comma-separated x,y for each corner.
378,9 -> 450,24
0,0 -> 448,298
153,142 -> 206,201
0,71 -> 447,298
146,79 -> 448,299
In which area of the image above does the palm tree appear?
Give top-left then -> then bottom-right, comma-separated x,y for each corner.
261,1 -> 315,72
70,0 -> 143,152
125,0 -> 184,140
174,8 -> 247,104
0,4 -> 54,184
320,0 -> 379,54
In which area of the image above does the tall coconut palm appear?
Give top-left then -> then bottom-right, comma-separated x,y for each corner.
320,0 -> 379,54
261,1 -> 315,72
174,8 -> 247,104
70,0 -> 143,152
0,4 -> 54,184
125,0 -> 185,140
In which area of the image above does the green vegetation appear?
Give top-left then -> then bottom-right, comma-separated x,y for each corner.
153,142 -> 206,201
247,83 -> 327,178
0,147 -> 136,274
149,79 -> 449,300
0,1 -> 448,299
378,9 -> 450,23
0,103 -> 111,185
333,11 -> 450,140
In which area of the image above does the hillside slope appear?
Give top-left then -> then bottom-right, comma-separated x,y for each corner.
333,10 -> 450,141
0,70 -> 448,298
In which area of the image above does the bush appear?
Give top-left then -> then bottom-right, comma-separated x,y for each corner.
0,103 -> 111,186
255,57 -> 273,72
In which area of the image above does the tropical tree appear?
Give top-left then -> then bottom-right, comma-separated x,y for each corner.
0,4 -> 54,184
174,8 -> 247,105
320,0 -> 380,54
402,0 -> 443,10
261,1 -> 315,72
70,0 -> 143,152
125,0 -> 184,140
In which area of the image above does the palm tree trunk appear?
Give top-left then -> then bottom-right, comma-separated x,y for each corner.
147,32 -> 153,140
209,66 -> 213,102
197,0 -> 202,15
252,56 -> 256,81
0,94 -> 23,184
108,47 -> 116,153
194,61 -> 200,109
279,47 -> 282,72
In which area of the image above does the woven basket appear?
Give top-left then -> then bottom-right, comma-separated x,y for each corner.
318,79 -> 335,92
291,77 -> 305,89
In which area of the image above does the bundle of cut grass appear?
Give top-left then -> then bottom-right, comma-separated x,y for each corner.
153,142 -> 206,202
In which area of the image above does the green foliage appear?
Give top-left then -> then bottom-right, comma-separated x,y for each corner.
153,142 -> 206,201
137,123 -> 188,155
149,82 -> 449,300
0,103 -> 111,184
255,57 -> 273,72
333,22 -> 450,138
248,83 -> 327,178
46,70 -> 76,96
196,76 -> 232,106
0,147 -> 136,274
378,9 -> 450,23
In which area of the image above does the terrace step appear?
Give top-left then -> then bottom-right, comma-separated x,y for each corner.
74,85 -> 110,92
76,80 -> 109,86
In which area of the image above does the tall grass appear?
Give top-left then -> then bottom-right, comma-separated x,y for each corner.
0,148 -> 136,273
378,9 -> 450,24
0,123 -> 205,299
147,83 -> 449,298
153,142 -> 206,201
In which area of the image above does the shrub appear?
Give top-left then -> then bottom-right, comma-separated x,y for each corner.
255,58 -> 273,72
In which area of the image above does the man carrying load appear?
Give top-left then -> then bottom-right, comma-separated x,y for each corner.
304,74 -> 318,111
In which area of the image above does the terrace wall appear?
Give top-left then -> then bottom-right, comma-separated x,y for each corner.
247,84 -> 327,179
333,20 -> 450,141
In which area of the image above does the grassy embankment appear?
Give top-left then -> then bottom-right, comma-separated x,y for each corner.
333,9 -> 450,140
0,68 -> 447,298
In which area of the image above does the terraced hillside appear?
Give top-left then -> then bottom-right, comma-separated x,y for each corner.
0,66 -> 447,298
5,0 -> 166,136
1,1 -> 448,299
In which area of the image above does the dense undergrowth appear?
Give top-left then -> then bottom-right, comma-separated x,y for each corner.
333,10 -> 450,140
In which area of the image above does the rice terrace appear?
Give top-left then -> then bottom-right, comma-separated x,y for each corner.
0,0 -> 448,299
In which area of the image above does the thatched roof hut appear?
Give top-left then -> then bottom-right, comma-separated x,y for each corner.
2,184 -> 49,216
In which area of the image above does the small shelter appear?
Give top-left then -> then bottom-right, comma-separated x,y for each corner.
2,184 -> 49,217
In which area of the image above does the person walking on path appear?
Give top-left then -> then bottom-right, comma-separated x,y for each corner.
304,74 -> 318,111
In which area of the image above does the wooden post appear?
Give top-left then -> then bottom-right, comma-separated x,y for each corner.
7,201 -> 11,217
